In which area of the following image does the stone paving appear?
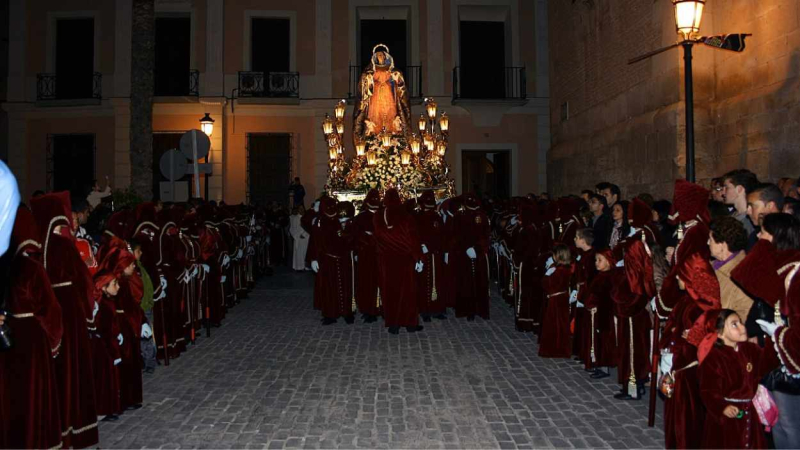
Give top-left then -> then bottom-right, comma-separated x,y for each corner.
99,269 -> 664,449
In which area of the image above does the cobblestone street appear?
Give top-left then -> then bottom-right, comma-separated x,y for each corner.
99,270 -> 664,449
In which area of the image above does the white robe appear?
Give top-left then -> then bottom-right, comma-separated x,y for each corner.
289,214 -> 309,270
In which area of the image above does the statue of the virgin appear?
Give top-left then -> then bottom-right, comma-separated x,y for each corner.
353,44 -> 412,144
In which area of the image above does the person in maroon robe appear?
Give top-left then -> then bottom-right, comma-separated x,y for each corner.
31,192 -> 100,449
197,204 -> 227,327
582,249 -> 618,377
304,198 -> 324,311
354,190 -> 383,323
658,180 -> 711,318
453,194 -> 491,321
572,228 -> 597,364
693,309 -> 769,449
1,206 -> 63,449
91,270 -> 123,420
415,190 -> 447,322
310,198 -> 357,325
513,202 -> 542,332
539,244 -> 574,358
438,197 -> 462,310
373,189 -> 424,334
100,246 -> 144,410
661,253 -> 721,449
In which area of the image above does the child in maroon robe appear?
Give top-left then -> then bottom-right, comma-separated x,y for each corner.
694,309 -> 769,449
539,244 -> 574,358
92,270 -> 123,420
583,249 -> 618,377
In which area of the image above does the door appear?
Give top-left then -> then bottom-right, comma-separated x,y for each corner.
248,134 -> 291,207
459,21 -> 505,98
462,150 -> 510,199
55,18 -> 94,99
51,134 -> 95,195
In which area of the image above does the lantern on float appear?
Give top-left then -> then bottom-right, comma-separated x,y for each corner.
409,134 -> 421,155
355,140 -> 366,157
424,133 -> 434,151
436,140 -> 447,157
334,99 -> 346,120
328,135 -> 338,148
380,127 -> 392,148
418,115 -> 427,133
366,151 -> 378,166
322,114 -> 334,135
425,98 -> 438,120
439,112 -> 449,133
328,147 -> 338,160
336,121 -> 345,135
401,151 -> 411,165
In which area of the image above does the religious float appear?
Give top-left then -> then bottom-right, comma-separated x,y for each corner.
323,44 -> 455,202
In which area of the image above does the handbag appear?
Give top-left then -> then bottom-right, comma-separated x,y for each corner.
753,385 -> 780,432
761,366 -> 800,395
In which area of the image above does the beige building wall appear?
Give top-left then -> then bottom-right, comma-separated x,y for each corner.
5,0 -> 549,202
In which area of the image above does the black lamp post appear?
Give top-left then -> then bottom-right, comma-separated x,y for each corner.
673,0 -> 705,183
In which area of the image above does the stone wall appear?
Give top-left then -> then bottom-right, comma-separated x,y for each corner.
547,0 -> 800,200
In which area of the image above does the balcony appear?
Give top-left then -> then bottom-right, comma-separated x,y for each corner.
348,65 -> 423,101
452,66 -> 527,105
154,69 -> 199,97
36,72 -> 102,105
238,71 -> 300,101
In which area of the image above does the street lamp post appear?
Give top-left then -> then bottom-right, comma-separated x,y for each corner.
673,0 -> 705,183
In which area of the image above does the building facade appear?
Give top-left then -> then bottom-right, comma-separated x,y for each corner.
3,0 -> 549,205
548,0 -> 800,199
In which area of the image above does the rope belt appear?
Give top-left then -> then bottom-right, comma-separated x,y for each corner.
52,281 -> 72,288
547,290 -> 569,299
12,313 -> 34,318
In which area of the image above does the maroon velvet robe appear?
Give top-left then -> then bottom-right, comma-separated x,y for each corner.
699,343 -> 767,449
93,295 -> 122,416
354,210 -> 381,317
539,265 -> 574,358
416,209 -> 446,316
374,206 -> 422,327
45,235 -> 100,448
582,269 -> 618,369
513,224 -> 541,332
573,248 -> 597,360
659,222 -> 710,317
439,212 -> 458,309
612,269 -> 652,386
1,247 -> 64,449
117,277 -> 143,409
453,208 -> 491,319
314,215 -> 356,319
199,223 -> 227,326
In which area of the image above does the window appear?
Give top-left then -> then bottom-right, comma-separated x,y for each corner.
55,18 -> 94,99
251,18 -> 290,74
155,17 -> 193,96
358,19 -> 407,71
459,21 -> 506,98
48,134 -> 95,194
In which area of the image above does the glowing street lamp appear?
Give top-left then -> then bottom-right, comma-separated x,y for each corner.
674,0 -> 705,40
200,113 -> 215,137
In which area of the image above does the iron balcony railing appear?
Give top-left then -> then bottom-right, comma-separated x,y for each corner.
452,66 -> 527,101
154,69 -> 200,96
348,65 -> 423,100
36,72 -> 102,101
238,71 -> 300,98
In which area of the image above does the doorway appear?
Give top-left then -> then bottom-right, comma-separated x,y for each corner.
48,134 -> 95,195
462,150 -> 511,200
247,134 -> 292,207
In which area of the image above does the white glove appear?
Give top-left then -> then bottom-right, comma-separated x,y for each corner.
339,217 -> 349,223
266,236 -> 271,245
649,297 -> 656,311
202,264 -> 210,273
628,226 -> 639,238
757,319 -> 779,337
237,249 -> 243,259
117,333 -> 124,346
222,255 -> 231,267
141,323 -> 153,339
545,256 -> 554,269
92,301 -> 99,320
545,267 -> 556,276
498,245 -> 508,258
466,247 -> 477,259
220,276 -> 227,283
114,358 -> 122,366
246,235 -> 252,243
159,274 -> 168,291
569,290 -> 578,304
576,301 -> 584,308
365,230 -> 373,236
311,261 -> 320,272
576,255 -> 582,262
510,217 -> 518,225
415,261 -> 424,273
354,255 -> 358,262
444,253 -> 449,264
616,259 -> 624,267
313,201 -> 320,212
421,244 -> 429,254
660,352 -> 674,375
